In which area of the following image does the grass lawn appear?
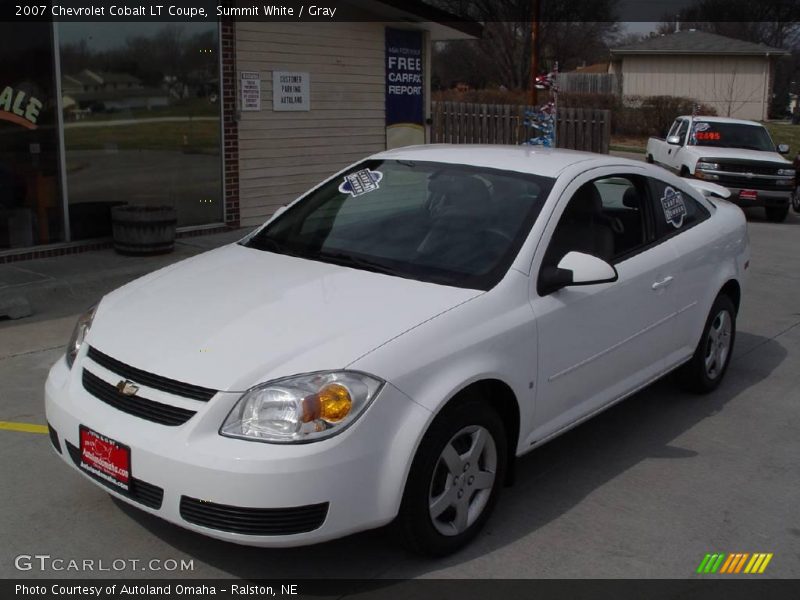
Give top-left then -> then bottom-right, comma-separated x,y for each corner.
64,120 -> 219,152
765,121 -> 800,155
610,135 -> 648,153
72,98 -> 219,123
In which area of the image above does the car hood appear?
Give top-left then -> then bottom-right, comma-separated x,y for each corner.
87,244 -> 481,392
684,146 -> 790,165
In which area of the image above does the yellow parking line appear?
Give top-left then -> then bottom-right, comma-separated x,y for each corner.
0,421 -> 49,434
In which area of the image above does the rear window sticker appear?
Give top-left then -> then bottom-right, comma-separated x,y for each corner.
661,186 -> 687,228
339,169 -> 383,197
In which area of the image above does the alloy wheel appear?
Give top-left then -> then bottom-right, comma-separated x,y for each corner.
428,425 -> 497,537
704,309 -> 732,380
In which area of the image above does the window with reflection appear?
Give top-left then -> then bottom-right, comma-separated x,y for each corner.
58,23 -> 223,239
0,22 -> 64,249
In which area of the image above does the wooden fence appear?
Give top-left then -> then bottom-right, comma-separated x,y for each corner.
431,101 -> 611,154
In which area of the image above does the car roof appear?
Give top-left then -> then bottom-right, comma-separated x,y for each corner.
676,115 -> 763,127
370,145 -> 643,178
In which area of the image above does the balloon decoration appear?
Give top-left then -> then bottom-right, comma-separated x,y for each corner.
524,63 -> 559,148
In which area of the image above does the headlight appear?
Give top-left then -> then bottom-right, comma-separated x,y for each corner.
66,305 -> 96,369
777,168 -> 796,176
696,161 -> 720,171
220,371 -> 384,443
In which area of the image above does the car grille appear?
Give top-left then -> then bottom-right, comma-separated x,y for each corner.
66,441 -> 164,509
180,496 -> 329,536
82,369 -> 196,426
717,162 -> 784,176
87,346 -> 217,402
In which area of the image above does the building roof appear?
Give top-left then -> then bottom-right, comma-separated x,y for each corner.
573,62 -> 610,73
369,0 -> 482,39
611,30 -> 789,56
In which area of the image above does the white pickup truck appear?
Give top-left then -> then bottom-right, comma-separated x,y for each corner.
646,116 -> 795,222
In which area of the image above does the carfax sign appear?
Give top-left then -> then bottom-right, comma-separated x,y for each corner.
385,28 -> 424,149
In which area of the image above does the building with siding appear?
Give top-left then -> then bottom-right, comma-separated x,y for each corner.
609,30 -> 789,121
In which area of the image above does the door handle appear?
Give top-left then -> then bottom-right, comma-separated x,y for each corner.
652,276 -> 674,290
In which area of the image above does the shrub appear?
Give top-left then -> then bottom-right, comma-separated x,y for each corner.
432,88 -> 531,105
558,93 -> 717,137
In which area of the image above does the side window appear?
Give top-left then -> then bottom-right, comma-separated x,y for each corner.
648,178 -> 710,238
666,119 -> 681,138
675,119 -> 689,143
542,175 -> 651,270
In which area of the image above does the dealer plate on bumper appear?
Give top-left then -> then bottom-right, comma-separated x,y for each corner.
739,189 -> 758,202
79,426 -> 131,492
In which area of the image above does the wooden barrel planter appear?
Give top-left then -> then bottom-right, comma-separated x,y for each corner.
111,205 -> 177,256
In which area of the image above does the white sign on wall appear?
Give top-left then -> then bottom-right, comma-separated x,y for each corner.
273,71 -> 310,111
240,71 -> 261,111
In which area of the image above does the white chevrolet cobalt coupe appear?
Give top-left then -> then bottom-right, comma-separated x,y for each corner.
46,146 -> 749,555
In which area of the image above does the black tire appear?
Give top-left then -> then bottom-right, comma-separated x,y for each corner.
678,294 -> 736,394
395,397 -> 507,556
765,206 -> 789,222
791,189 -> 800,213
646,154 -> 654,164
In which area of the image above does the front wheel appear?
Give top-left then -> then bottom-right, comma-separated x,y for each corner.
395,398 -> 507,556
765,206 -> 789,222
678,294 -> 736,393
792,188 -> 800,213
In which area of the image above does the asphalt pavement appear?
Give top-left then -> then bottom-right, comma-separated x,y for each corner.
0,210 -> 798,579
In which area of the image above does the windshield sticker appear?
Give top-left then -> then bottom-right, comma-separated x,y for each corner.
693,122 -> 710,132
660,186 -> 687,228
339,169 -> 383,197
695,131 -> 721,141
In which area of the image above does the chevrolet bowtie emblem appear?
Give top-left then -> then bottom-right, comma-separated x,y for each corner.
116,380 -> 139,396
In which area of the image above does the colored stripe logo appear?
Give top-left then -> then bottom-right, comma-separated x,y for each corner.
697,553 -> 773,574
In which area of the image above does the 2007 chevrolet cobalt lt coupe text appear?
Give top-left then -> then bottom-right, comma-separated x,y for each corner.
46,146 -> 749,555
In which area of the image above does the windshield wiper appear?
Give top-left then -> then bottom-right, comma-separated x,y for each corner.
245,236 -> 306,258
316,251 -> 405,277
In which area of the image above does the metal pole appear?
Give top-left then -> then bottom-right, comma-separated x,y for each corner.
52,21 -> 71,242
529,0 -> 540,107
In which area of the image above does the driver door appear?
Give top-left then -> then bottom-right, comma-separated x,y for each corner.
527,170 -> 681,443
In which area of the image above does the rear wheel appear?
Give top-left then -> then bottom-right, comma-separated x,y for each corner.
678,294 -> 736,393
395,398 -> 507,556
765,206 -> 789,222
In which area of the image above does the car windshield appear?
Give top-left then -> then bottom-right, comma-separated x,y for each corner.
689,121 -> 776,152
242,159 -> 554,290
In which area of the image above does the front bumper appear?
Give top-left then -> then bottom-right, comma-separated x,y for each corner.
723,186 -> 791,208
45,354 -> 430,547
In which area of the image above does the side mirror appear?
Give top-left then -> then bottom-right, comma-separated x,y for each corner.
666,135 -> 682,146
538,251 -> 618,296
777,143 -> 790,155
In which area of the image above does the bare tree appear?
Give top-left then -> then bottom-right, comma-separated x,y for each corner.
430,0 -> 620,89
706,59 -> 765,117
